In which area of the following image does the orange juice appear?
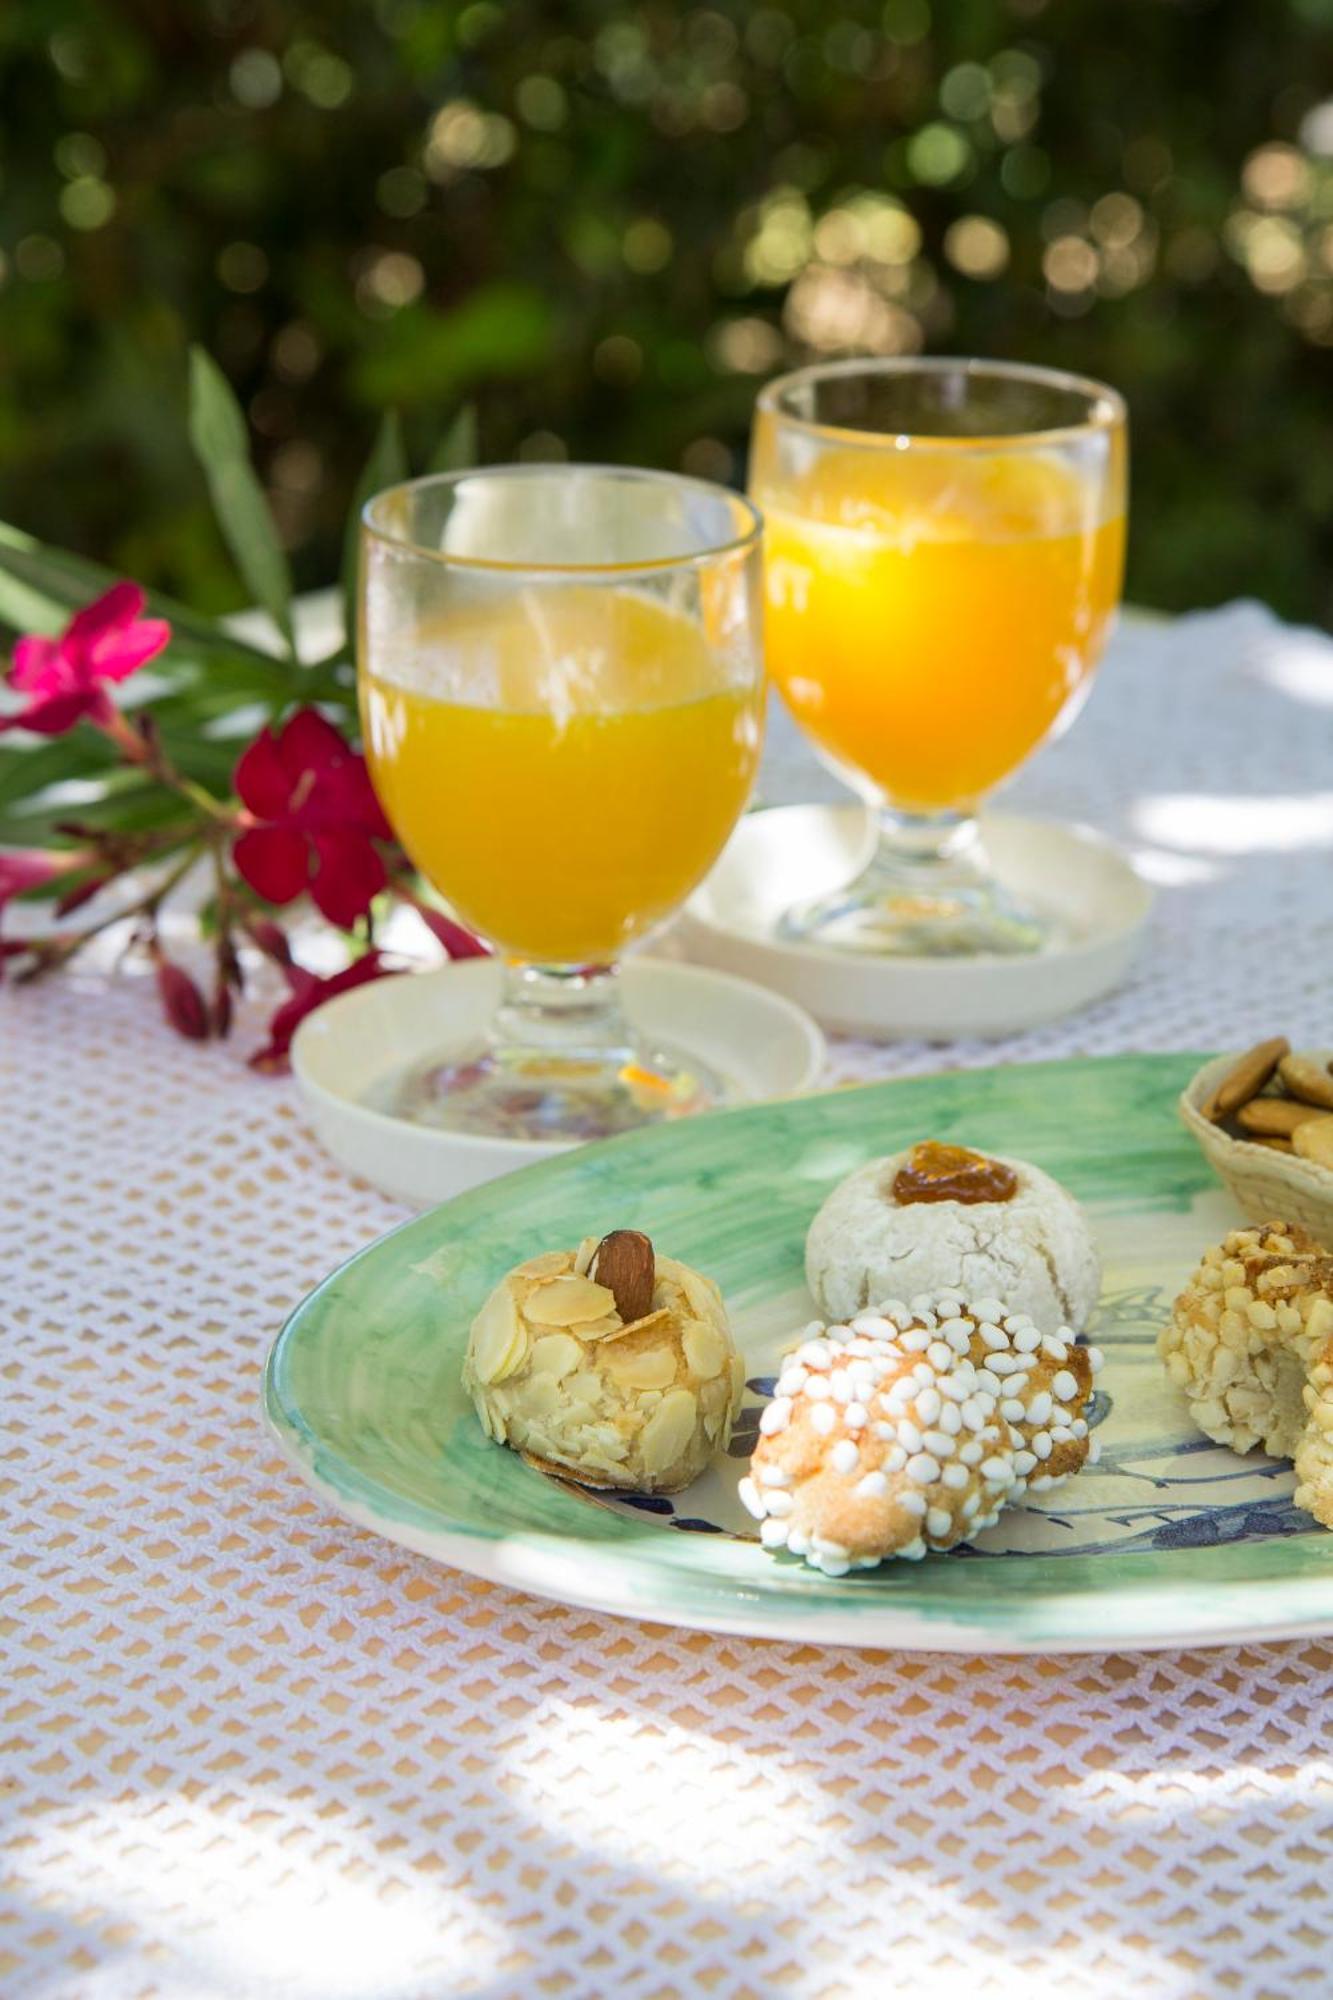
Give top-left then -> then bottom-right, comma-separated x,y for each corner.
758,446 -> 1125,812
361,588 -> 762,963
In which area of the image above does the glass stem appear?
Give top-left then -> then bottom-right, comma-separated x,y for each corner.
489,961 -> 637,1071
867,806 -> 988,897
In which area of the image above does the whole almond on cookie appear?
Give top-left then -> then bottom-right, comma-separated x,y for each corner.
591,1229 -> 656,1324
1212,1037 -> 1290,1116
1278,1053 -> 1333,1111
1292,1117 -> 1333,1171
1237,1097 -> 1328,1137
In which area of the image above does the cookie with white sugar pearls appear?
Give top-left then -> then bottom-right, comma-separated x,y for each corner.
746,1293 -> 1101,1574
805,1142 -> 1101,1334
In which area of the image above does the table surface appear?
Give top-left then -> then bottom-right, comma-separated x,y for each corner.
4,600 -> 1333,2000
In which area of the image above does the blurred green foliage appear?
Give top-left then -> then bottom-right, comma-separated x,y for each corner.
2,0 -> 1333,622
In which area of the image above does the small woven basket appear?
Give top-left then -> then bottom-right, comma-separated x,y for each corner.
1180,1052 -> 1333,1247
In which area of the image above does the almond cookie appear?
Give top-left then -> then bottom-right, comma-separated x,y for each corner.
743,1292 -> 1102,1575
462,1232 -> 744,1492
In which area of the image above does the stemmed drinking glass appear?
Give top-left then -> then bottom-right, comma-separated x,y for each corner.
749,358 -> 1127,956
358,465 -> 764,1141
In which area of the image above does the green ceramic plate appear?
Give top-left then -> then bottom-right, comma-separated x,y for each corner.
264,1053 -> 1333,1653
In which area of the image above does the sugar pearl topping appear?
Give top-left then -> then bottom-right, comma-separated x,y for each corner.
745,1292 -> 1100,1575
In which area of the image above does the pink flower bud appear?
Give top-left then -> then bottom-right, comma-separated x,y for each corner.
154,953 -> 210,1041
410,900 -> 490,960
245,917 -> 293,966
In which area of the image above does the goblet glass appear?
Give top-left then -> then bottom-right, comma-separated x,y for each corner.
750,358 -> 1127,956
359,465 -> 764,1141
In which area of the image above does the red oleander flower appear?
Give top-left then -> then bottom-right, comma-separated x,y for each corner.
232,708 -> 393,928
249,948 -> 400,1072
0,847 -> 88,977
0,583 -> 170,736
0,848 -> 69,906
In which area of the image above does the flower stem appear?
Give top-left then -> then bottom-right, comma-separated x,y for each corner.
99,707 -> 236,825
12,841 -> 203,981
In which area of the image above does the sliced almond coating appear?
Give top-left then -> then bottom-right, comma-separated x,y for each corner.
528,1332 -> 583,1377
584,1422 -> 629,1460
516,1249 -> 572,1279
524,1274 -> 617,1326
1279,1053 -> 1333,1111
663,1258 -> 727,1328
604,1344 -> 676,1391
1213,1036 -> 1290,1115
469,1284 -> 529,1385
1236,1097 -> 1326,1137
681,1318 -> 727,1380
591,1230 -> 656,1325
1293,1116 -> 1333,1170
573,1314 -> 625,1342
603,1307 -> 673,1343
699,1373 -> 730,1412
518,1373 -> 564,1419
572,1236 -> 599,1276
639,1387 -> 700,1481
563,1370 -> 605,1408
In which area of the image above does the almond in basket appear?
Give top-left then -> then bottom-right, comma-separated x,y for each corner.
1181,1041 -> 1333,1247
1200,1039 -> 1333,1154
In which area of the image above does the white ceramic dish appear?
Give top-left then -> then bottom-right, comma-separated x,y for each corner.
678,805 -> 1154,1039
291,957 -> 826,1207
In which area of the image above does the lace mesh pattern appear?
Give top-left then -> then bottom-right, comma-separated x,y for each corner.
3,603 -> 1332,1998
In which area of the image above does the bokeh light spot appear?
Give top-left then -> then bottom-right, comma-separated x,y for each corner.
230,49 -> 282,110
944,215 -> 1010,279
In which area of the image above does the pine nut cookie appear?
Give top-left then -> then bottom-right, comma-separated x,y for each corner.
1160,1220 -> 1333,1525
743,1292 -> 1103,1575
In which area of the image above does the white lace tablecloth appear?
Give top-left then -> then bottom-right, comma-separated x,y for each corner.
4,602 -> 1333,2000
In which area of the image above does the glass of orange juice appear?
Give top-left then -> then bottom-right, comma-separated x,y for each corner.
359,465 -> 764,1140
750,358 -> 1127,956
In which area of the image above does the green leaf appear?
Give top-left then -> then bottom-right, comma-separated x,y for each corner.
187,347 -> 296,658
341,409 -> 409,648
0,727 -> 120,814
352,285 -> 553,406
428,404 -> 478,474
0,779 -> 199,845
0,520 -> 277,664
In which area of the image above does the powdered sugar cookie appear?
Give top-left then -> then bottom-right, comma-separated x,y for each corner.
805,1141 -> 1100,1332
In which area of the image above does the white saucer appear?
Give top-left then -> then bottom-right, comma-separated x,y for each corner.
291,956 -> 826,1208
678,805 -> 1153,1040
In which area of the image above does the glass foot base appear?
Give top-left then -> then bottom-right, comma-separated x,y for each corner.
368,957 -> 733,1143
780,814 -> 1061,959
372,1039 -> 728,1142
